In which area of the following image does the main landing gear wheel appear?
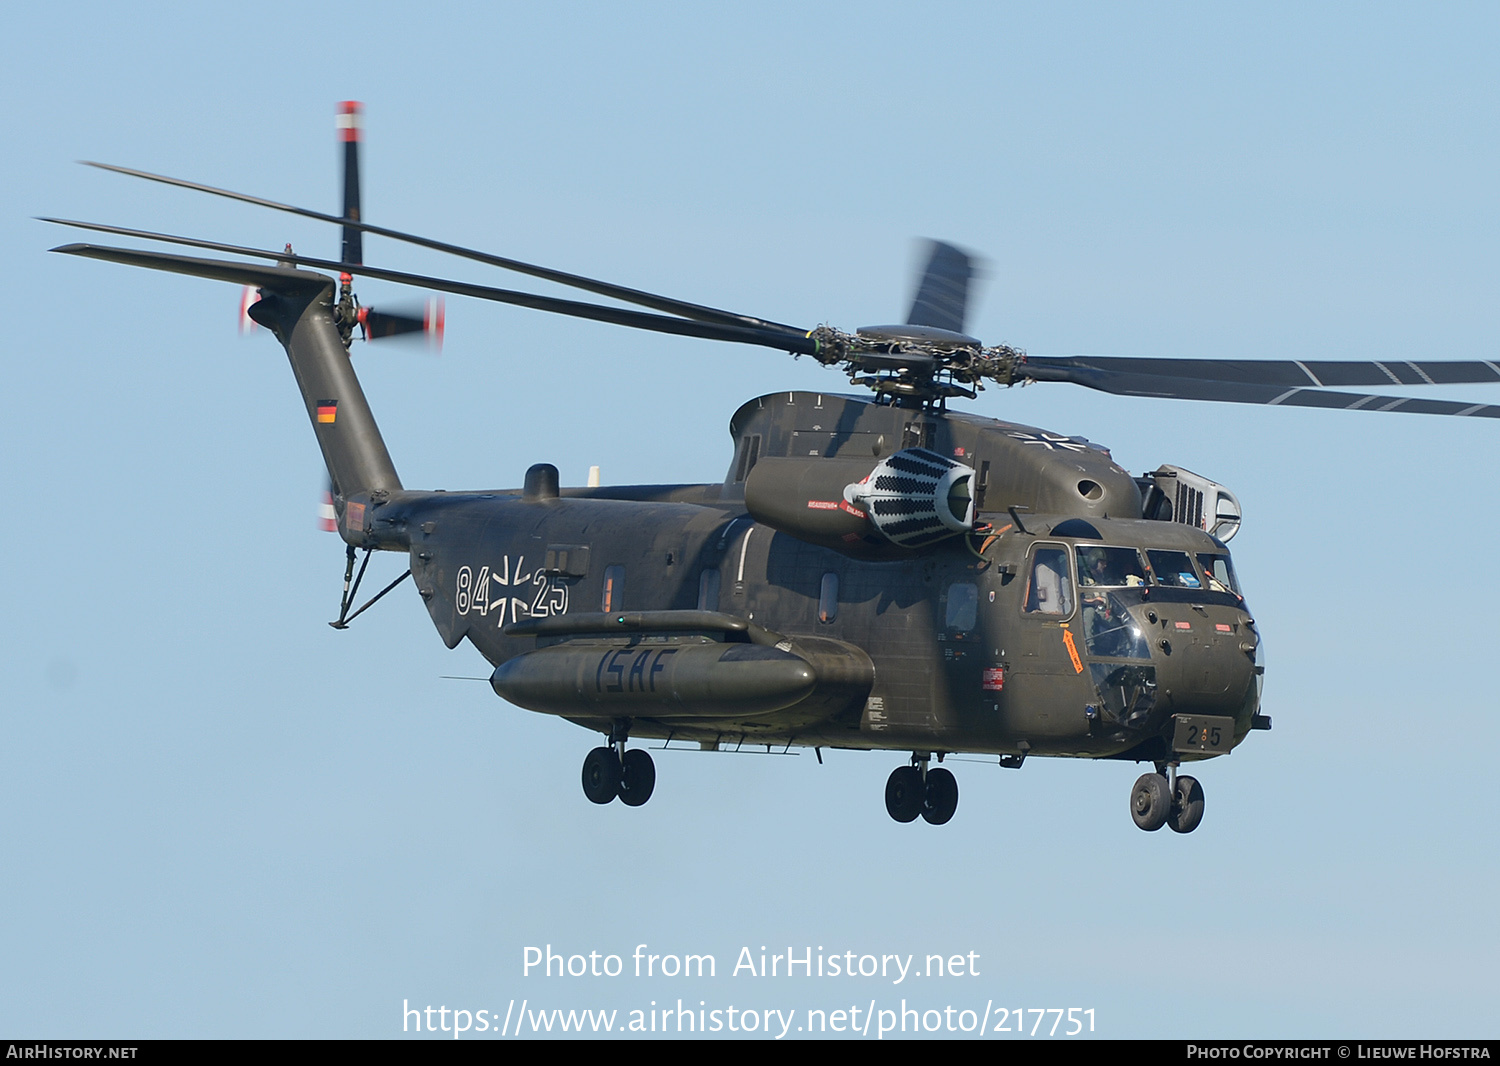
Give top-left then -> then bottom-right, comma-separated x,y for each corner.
884,766 -> 923,823
1168,774 -> 1205,834
582,747 -> 621,805
922,767 -> 959,826
1130,772 -> 1171,831
618,748 -> 656,807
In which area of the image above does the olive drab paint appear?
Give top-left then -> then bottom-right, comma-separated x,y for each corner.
113,105 -> 1500,831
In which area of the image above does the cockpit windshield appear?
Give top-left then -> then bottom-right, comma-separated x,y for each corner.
1195,553 -> 1241,596
1147,550 -> 1201,589
1076,546 -> 1147,588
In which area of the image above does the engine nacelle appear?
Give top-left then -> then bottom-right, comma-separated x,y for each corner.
1140,464 -> 1242,542
847,447 -> 976,548
744,448 -> 978,554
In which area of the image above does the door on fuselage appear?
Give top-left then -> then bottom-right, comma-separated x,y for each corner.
1001,542 -> 1094,739
936,578 -> 983,726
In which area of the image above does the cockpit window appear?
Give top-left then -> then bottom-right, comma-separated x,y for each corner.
1076,546 -> 1147,588
1195,553 -> 1241,596
1082,591 -> 1152,659
1147,550 -> 1201,589
1024,546 -> 1074,616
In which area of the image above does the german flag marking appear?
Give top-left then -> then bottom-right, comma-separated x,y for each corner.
316,400 -> 338,424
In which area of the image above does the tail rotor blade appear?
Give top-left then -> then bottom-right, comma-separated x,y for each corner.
238,284 -> 260,335
318,484 -> 338,532
425,297 -> 445,352
337,101 -> 363,266
358,298 -> 445,351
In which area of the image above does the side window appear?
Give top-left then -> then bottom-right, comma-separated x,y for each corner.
601,565 -> 625,613
818,572 -> 839,624
697,568 -> 721,612
1025,546 -> 1075,616
1195,553 -> 1241,596
946,582 -> 979,632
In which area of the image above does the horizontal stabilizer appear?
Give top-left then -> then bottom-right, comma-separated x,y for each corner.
52,243 -> 331,294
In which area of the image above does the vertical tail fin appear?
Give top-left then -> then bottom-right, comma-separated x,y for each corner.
247,273 -> 403,505
53,245 -> 402,534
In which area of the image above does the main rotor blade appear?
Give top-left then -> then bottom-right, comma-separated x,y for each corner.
338,101 -> 363,266
1026,354 -> 1500,389
80,161 -> 805,338
1021,360 -> 1500,419
48,229 -> 820,356
906,240 -> 977,335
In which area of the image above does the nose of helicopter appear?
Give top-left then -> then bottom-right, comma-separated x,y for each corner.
1143,606 -> 1259,720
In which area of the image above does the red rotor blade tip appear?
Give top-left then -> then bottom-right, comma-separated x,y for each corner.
238,285 -> 259,335
426,297 -> 446,353
318,490 -> 338,532
336,101 -> 363,142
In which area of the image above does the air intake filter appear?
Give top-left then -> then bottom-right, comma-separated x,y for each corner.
847,448 -> 976,548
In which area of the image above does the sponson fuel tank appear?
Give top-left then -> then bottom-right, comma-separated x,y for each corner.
491,639 -> 818,719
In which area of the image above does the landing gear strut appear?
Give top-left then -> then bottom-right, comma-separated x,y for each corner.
580,721 -> 656,807
1130,764 -> 1206,833
885,754 -> 959,825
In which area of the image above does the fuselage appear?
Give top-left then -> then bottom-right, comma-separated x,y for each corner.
67,240 -> 1262,828
355,392 -> 1261,764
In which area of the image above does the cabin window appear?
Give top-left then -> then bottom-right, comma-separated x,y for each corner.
698,568 -> 721,612
1024,546 -> 1074,616
601,565 -> 625,613
818,572 -> 839,624
946,582 -> 979,632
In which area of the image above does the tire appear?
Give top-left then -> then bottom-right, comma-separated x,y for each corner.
618,748 -> 656,807
884,766 -> 923,823
581,746 -> 621,804
921,767 -> 959,826
1130,772 -> 1171,831
1168,774 -> 1205,834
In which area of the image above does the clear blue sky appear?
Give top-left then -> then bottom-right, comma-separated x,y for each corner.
2,1 -> 1496,1039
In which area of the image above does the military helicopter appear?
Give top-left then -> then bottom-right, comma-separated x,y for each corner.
45,104 -> 1500,833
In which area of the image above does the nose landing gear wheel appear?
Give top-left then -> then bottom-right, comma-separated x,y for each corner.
921,767 -> 959,825
884,766 -> 923,823
582,746 -> 621,805
1130,772 -> 1171,831
618,748 -> 656,807
1168,774 -> 1205,834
